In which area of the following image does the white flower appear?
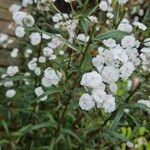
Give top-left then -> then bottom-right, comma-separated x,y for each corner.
121,35 -> 136,48
133,21 -> 147,31
109,83 -> 118,94
76,34 -> 90,42
79,93 -> 95,111
15,26 -> 25,38
7,66 -> 19,77
34,67 -> 41,76
4,81 -> 14,87
99,1 -> 108,11
28,58 -> 37,71
42,68 -> 60,87
22,0 -> 33,7
48,36 -> 62,49
103,38 -> 117,48
39,56 -> 46,63
103,95 -> 116,113
34,87 -> 48,101
0,33 -> 8,44
92,89 -> 107,108
88,16 -> 98,23
9,4 -> 21,13
119,61 -> 135,80
13,11 -> 27,26
30,32 -> 41,45
43,47 -> 54,57
102,66 -> 119,84
6,89 -> 16,98
117,19 -> 133,33
10,48 -> 19,58
92,55 -> 105,72
24,14 -> 35,27
112,46 -> 128,63
144,38 -> 150,47
59,50 -> 64,55
52,13 -> 62,23
81,71 -> 102,88
107,12 -> 114,19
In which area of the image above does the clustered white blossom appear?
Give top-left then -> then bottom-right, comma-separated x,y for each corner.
79,35 -> 142,113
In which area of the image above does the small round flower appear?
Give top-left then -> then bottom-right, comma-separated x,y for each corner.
144,38 -> 150,47
121,35 -> 136,48
119,61 -> 135,80
117,21 -> 133,33
6,89 -> 16,98
92,89 -> 107,108
34,67 -> 41,76
28,58 -> 37,71
13,11 -> 27,26
7,66 -> 19,77
15,26 -> 25,38
103,95 -> 116,113
9,4 -> 22,13
79,93 -> 95,111
30,32 -> 41,45
109,83 -> 118,94
102,66 -> 119,84
99,1 -> 108,11
42,68 -> 60,87
4,81 -> 14,87
81,71 -> 102,89
39,56 -> 46,63
34,86 -> 48,101
76,34 -> 89,42
43,47 -> 53,57
107,12 -> 114,19
59,50 -> 64,55
103,38 -> 117,48
22,0 -> 33,7
52,13 -> 62,23
10,48 -> 19,58
24,15 -> 35,27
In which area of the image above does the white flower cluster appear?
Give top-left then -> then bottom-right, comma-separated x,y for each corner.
118,19 -> 147,33
79,36 -> 141,113
54,17 -> 78,42
41,67 -> 60,88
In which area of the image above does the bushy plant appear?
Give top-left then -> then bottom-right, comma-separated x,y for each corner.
0,0 -> 150,149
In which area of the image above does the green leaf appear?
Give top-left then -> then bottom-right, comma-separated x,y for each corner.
0,75 -> 28,84
127,103 -> 149,112
0,139 -> 10,146
61,129 -> 82,143
109,104 -> 125,129
93,30 -> 128,42
104,129 -> 129,142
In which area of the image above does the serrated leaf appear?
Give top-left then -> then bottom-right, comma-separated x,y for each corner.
93,30 -> 128,42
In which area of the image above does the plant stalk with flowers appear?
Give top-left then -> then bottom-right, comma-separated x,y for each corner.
0,0 -> 150,149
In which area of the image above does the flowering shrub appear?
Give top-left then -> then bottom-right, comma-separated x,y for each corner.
0,0 -> 150,149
